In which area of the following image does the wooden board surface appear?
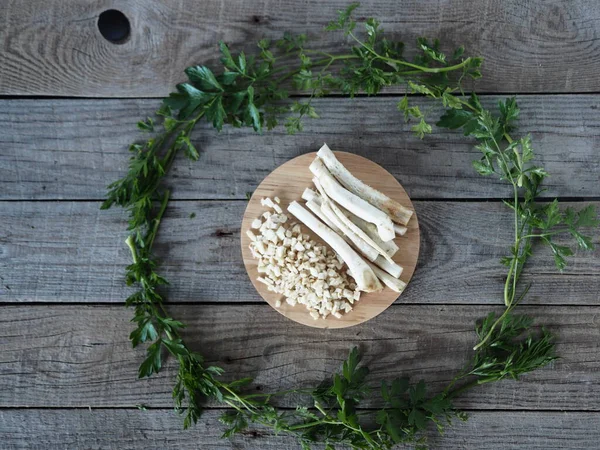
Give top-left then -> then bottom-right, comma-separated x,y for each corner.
241,152 -> 420,328
2,96 -> 599,201
3,1 -> 600,447
2,304 -> 600,410
2,200 -> 598,305
1,409 -> 599,450
2,0 -> 600,96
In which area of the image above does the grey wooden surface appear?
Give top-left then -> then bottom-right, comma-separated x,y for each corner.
2,305 -> 600,410
3,409 -> 599,450
2,201 -> 599,304
2,0 -> 600,96
1,1 -> 600,449
2,96 -> 600,201
2,410 -> 600,450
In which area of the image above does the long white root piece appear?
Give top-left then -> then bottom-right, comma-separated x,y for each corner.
309,190 -> 389,265
315,177 -> 389,262
305,199 -> 341,233
373,255 -> 403,278
313,185 -> 394,264
326,197 -> 396,265
312,176 -> 330,204
306,186 -> 400,258
310,158 -> 395,242
317,144 -> 413,226
287,201 -> 382,293
310,181 -> 402,274
307,197 -> 402,278
320,201 -> 379,262
344,209 -> 399,257
368,262 -> 407,293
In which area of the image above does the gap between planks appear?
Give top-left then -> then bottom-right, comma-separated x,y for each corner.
1,406 -> 598,413
0,301 -> 598,307
4,91 -> 600,101
2,197 -> 600,203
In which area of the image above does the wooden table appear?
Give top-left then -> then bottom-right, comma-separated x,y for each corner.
1,1 -> 599,448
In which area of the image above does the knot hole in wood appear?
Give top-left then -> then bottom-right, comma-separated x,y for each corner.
97,9 -> 131,44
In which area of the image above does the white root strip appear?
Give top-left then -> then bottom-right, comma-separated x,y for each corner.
309,180 -> 402,277
321,202 -> 404,278
373,255 -> 403,279
393,223 -> 408,236
368,262 -> 407,293
309,181 -> 382,264
310,158 -> 396,242
305,187 -> 399,258
313,177 -> 383,261
317,144 -> 413,226
346,210 -> 399,257
302,188 -> 319,204
323,196 -> 395,265
320,201 -> 379,262
312,176 -> 331,208
306,198 -> 402,280
288,201 -> 382,293
305,199 -> 341,233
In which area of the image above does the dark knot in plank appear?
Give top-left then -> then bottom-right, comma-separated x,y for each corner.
98,9 -> 131,44
251,15 -> 269,25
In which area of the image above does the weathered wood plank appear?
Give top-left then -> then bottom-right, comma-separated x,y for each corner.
2,305 -> 600,410
1,201 -> 598,304
1,409 -> 599,450
1,96 -> 599,201
1,1 -> 600,96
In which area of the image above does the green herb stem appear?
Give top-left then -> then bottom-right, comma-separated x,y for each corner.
445,379 -> 481,399
147,190 -> 170,249
125,235 -> 138,264
273,54 -> 359,85
347,29 -> 474,74
472,308 -> 511,351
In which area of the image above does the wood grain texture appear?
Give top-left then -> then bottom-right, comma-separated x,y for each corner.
2,304 -> 600,410
1,200 -> 598,304
2,2 -> 599,447
2,0 -> 600,96
1,409 -> 599,450
1,96 -> 599,201
241,152 -> 420,328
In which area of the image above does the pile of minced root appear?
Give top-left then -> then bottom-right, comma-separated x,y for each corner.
247,200 -> 359,319
247,144 -> 412,320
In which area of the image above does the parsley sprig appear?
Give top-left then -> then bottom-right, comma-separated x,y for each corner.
403,86 -> 598,348
101,3 -> 598,448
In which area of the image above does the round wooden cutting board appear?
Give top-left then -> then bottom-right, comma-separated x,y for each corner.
241,151 -> 420,329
